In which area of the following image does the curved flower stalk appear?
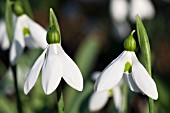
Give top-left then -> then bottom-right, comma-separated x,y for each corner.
24,26 -> 83,95
10,3 -> 48,65
95,31 -> 158,100
89,72 -> 122,112
0,20 -> 10,50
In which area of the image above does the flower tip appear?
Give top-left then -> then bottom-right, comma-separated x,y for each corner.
24,85 -> 29,95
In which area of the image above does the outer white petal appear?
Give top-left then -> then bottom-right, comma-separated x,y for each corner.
113,85 -> 122,112
110,0 -> 128,23
0,21 -> 10,50
124,73 -> 141,92
26,15 -> 48,49
131,52 -> 158,100
42,44 -> 62,95
129,0 -> 155,22
89,91 -> 109,112
61,45 -> 83,91
10,16 -> 25,65
24,47 -> 47,94
94,51 -> 130,92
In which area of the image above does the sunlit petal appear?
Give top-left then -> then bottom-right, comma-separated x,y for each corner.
42,44 -> 62,95
26,15 -> 48,49
131,52 -> 158,100
10,17 -> 25,65
94,51 -> 129,92
61,45 -> 83,91
24,47 -> 47,94
124,73 -> 141,92
89,91 -> 109,112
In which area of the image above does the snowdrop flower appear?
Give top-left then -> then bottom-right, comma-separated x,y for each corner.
110,0 -> 155,39
10,3 -> 48,65
95,31 -> 158,100
24,26 -> 83,95
0,20 -> 10,50
129,0 -> 155,22
89,72 -> 122,112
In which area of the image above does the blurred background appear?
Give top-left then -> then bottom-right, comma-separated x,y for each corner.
0,0 -> 170,113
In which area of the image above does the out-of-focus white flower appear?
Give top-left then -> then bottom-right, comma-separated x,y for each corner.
110,0 -> 155,39
24,44 -> 83,95
10,14 -> 48,65
89,72 -> 122,112
0,20 -> 10,50
110,0 -> 128,23
95,50 -> 158,100
129,0 -> 155,22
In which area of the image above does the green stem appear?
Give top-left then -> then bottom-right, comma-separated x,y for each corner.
149,98 -> 154,113
56,85 -> 65,113
11,65 -> 23,113
122,81 -> 128,113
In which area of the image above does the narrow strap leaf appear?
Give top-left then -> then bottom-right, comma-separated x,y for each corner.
136,15 -> 154,113
136,15 -> 151,75
21,0 -> 33,18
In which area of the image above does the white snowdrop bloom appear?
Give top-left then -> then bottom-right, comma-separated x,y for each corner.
89,72 -> 122,112
90,83 -> 122,112
129,0 -> 155,22
110,0 -> 128,23
95,32 -> 158,100
10,14 -> 48,65
24,27 -> 83,95
0,20 -> 10,50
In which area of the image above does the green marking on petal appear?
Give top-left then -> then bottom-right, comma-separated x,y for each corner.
108,89 -> 113,96
124,62 -> 132,73
23,27 -> 30,37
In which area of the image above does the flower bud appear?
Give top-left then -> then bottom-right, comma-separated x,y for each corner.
124,30 -> 136,51
46,26 -> 60,44
13,2 -> 24,16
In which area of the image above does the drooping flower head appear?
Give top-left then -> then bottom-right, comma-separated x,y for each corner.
10,2 -> 48,65
95,30 -> 158,100
89,72 -> 122,112
24,9 -> 83,95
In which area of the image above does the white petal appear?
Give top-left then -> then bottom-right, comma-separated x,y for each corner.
94,51 -> 129,92
25,36 -> 39,48
61,45 -> 83,91
10,17 -> 25,65
89,91 -> 109,112
124,73 -> 141,92
0,21 -> 10,50
42,44 -> 62,95
26,15 -> 48,49
24,47 -> 47,94
131,52 -> 158,100
129,0 -> 155,22
110,0 -> 128,23
113,85 -> 122,112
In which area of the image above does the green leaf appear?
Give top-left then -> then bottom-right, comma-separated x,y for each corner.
49,8 -> 61,38
5,0 -> 14,41
136,15 -> 151,75
136,15 -> 154,113
75,36 -> 100,79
